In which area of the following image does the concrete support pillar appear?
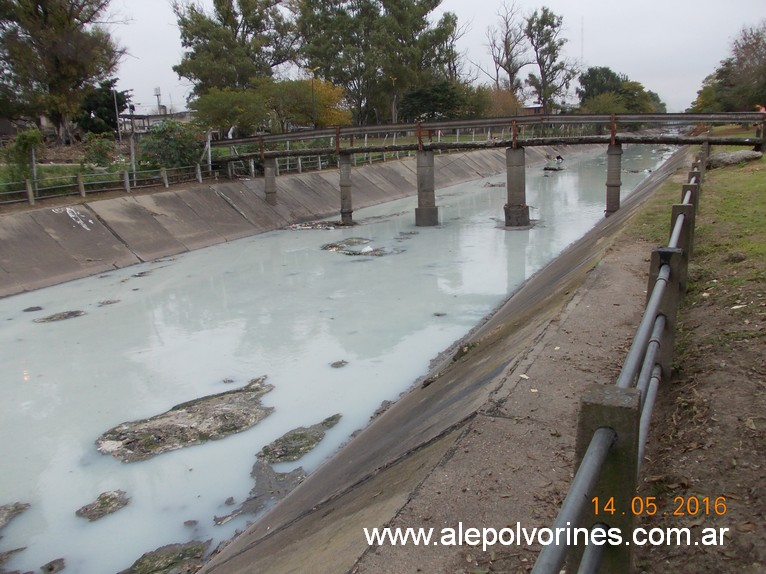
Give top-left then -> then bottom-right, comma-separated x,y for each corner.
504,147 -> 530,227
569,384 -> 641,573
264,158 -> 277,206
415,150 -> 438,226
605,143 -> 623,216
339,154 -> 353,225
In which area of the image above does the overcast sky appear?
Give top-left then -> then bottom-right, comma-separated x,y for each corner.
111,0 -> 764,115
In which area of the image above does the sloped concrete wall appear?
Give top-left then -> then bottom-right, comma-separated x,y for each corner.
0,146 -> 586,298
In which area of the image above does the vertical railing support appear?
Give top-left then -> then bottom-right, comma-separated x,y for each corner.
25,178 -> 35,206
569,385 -> 641,573
264,157 -> 277,206
76,173 -> 86,197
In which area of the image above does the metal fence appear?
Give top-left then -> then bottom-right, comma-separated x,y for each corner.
0,164 -> 220,206
530,146 -> 707,574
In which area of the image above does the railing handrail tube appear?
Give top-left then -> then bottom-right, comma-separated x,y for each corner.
531,427 -> 617,574
638,365 -> 663,471
615,264 -> 671,389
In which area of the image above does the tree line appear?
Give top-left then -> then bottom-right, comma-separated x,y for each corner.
1,0 -> 763,148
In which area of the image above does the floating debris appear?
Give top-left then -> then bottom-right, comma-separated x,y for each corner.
132,270 -> 152,278
257,414 -> 342,464
41,557 -> 65,573
288,221 -> 337,230
483,181 -> 506,187
96,376 -> 274,462
117,540 -> 211,574
98,299 -> 120,307
321,237 -> 390,256
214,461 -> 305,525
0,502 -> 30,532
33,310 -> 85,323
22,306 -> 42,312
76,490 -> 130,521
330,360 -> 348,369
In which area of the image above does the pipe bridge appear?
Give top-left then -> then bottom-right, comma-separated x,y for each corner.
214,112 -> 764,228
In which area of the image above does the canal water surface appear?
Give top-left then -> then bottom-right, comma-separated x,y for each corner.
0,145 -> 673,572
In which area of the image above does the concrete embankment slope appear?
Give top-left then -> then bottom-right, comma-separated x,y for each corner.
2,147 -> 564,298
201,148 -> 690,573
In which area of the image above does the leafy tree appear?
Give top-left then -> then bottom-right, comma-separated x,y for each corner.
576,67 -> 625,103
295,0 -> 459,124
373,0 -> 458,123
172,0 -> 298,97
523,7 -> 577,114
75,79 -> 129,135
0,0 -> 122,142
296,0 -> 380,124
689,21 -> 766,112
139,121 -> 201,168
619,80 -> 657,114
191,87 -> 270,137
399,81 -> 463,121
579,92 -> 627,115
688,74 -> 724,113
483,0 -> 530,95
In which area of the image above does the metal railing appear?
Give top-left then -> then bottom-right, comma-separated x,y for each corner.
530,146 -> 706,574
0,164 -> 220,206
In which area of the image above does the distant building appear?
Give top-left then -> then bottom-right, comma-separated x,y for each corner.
119,110 -> 195,134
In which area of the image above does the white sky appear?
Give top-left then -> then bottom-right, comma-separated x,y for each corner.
110,0 -> 765,114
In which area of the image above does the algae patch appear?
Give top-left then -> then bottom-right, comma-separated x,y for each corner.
257,414 -> 342,463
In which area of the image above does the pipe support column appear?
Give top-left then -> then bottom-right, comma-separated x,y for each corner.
504,147 -> 530,227
415,150 -> 439,226
605,143 -> 623,215
339,154 -> 353,225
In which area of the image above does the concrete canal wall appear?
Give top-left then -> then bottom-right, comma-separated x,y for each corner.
0,146 -> 573,298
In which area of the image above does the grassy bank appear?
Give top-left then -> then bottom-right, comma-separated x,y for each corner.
625,139 -> 765,572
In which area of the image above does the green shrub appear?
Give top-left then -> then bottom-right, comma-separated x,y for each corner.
2,128 -> 43,181
139,121 -> 201,168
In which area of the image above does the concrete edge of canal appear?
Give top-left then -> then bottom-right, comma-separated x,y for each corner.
199,147 -> 692,573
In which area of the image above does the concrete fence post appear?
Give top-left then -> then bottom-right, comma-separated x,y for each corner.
339,153 -> 353,225
195,164 -> 203,183
415,149 -> 438,226
646,247 -> 685,379
159,168 -> 168,189
569,385 -> 641,573
124,170 -> 132,192
76,173 -> 86,197
264,157 -> 277,206
504,147 -> 530,227
249,159 -> 256,178
25,178 -> 35,206
682,182 -> 700,215
605,143 -> 623,215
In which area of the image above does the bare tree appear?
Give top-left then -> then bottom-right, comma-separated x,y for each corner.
480,1 -> 530,95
